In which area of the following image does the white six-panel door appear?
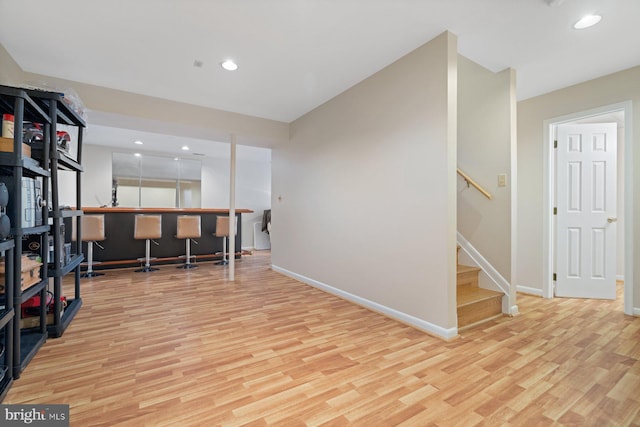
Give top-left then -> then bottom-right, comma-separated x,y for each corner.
556,123 -> 617,299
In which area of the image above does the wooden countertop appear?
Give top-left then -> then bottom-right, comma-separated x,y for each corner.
82,207 -> 254,214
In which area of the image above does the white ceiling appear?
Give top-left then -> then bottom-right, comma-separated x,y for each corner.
1,0 -> 639,152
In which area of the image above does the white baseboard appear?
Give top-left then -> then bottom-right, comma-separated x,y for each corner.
633,307 -> 640,316
271,264 -> 458,340
516,285 -> 544,297
616,274 -> 625,281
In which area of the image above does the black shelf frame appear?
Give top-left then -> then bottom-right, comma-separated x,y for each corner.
24,88 -> 86,339
47,253 -> 84,278
0,85 -> 51,380
48,297 -> 82,338
18,279 -> 47,304
16,330 -> 46,374
0,239 -> 15,402
0,84 -> 86,383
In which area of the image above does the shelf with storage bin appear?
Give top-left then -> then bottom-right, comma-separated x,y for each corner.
0,84 -> 52,379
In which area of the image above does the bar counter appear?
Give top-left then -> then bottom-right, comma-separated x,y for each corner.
72,207 -> 253,269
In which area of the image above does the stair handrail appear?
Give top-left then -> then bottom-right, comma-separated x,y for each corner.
457,168 -> 492,200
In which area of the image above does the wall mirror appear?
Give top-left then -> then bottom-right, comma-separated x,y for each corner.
112,152 -> 202,208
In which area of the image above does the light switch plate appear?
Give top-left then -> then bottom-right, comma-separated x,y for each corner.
498,173 -> 507,187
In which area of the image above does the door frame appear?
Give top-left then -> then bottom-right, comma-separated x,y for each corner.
542,101 -> 633,314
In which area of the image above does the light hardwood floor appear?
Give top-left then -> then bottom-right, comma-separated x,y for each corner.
5,252 -> 640,426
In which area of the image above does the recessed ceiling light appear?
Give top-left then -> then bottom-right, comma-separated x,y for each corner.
193,60 -> 204,68
574,14 -> 602,29
181,145 -> 190,151
134,140 -> 143,145
221,59 -> 238,71
134,153 -> 141,157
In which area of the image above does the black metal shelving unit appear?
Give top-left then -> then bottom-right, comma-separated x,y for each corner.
0,85 -> 51,380
22,88 -> 85,339
0,239 -> 15,401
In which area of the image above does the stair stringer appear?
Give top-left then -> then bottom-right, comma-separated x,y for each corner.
457,232 -> 518,316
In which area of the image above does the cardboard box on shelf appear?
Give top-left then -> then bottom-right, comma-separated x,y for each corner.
0,255 -> 42,293
0,136 -> 31,157
20,312 -> 57,329
20,294 -> 66,329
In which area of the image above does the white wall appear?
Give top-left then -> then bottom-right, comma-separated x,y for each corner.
199,146 -> 272,249
272,32 -> 458,337
518,65 -> 639,311
457,56 -> 514,281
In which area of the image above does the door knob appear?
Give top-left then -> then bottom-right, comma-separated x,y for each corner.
607,217 -> 618,223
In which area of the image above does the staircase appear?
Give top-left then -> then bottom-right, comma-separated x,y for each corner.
457,247 -> 503,329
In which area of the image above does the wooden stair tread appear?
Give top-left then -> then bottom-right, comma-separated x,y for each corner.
457,286 -> 503,307
457,264 -> 481,275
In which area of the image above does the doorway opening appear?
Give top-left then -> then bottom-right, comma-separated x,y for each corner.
543,101 -> 633,314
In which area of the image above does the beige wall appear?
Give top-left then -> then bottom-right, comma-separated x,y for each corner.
271,32 -> 459,337
0,43 -> 289,148
457,56 -> 514,281
0,43 -> 23,85
518,66 -> 639,311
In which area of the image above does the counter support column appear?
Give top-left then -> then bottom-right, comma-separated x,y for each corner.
229,134 -> 236,281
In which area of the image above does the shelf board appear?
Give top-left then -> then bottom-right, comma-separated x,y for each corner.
48,254 -> 84,277
0,239 -> 14,252
56,152 -> 83,172
49,209 -> 82,219
15,330 -> 46,377
0,155 -> 51,177
22,88 -> 86,128
0,154 -> 50,177
0,376 -> 12,403
19,279 -> 47,304
0,85 -> 52,125
0,335 -> 11,398
17,224 -> 50,237
22,158 -> 50,177
47,298 -> 82,338
0,309 -> 14,330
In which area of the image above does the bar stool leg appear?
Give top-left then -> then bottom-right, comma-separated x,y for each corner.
82,241 -> 104,278
217,236 -> 229,265
178,238 -> 198,269
136,239 -> 159,272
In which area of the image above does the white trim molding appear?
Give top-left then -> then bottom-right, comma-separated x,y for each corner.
457,232 -> 518,315
271,264 -> 459,340
516,285 -> 544,297
543,101 -> 634,315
